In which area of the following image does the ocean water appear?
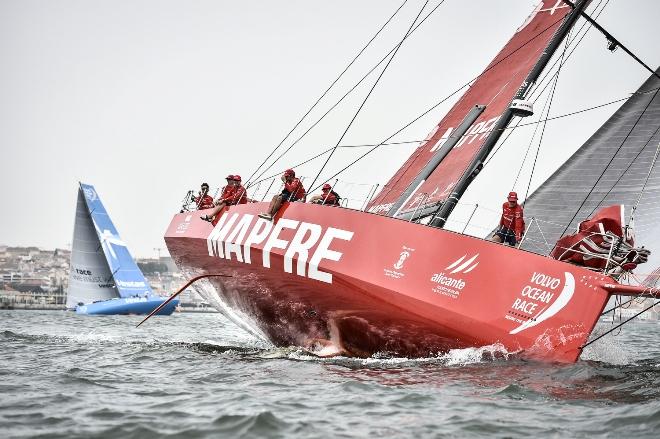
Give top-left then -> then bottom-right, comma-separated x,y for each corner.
2,310 -> 660,438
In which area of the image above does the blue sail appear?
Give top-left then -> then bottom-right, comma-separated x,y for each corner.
79,183 -> 153,299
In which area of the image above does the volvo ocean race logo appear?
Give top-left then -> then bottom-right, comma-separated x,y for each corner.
507,272 -> 575,334
431,254 -> 479,299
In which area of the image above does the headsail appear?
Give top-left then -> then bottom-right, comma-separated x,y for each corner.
67,183 -> 153,309
520,69 -> 660,257
368,0 -> 574,216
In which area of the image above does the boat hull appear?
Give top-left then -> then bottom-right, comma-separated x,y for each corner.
75,296 -> 179,315
166,202 -> 617,362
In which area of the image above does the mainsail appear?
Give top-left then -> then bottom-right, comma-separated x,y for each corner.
67,183 -> 153,309
368,0 -> 574,216
520,69 -> 660,259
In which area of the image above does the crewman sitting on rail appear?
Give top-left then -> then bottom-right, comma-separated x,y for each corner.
491,191 -> 525,246
259,169 -> 306,221
201,175 -> 248,222
308,183 -> 341,206
193,182 -> 215,210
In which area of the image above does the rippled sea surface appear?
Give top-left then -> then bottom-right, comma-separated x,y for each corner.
2,310 -> 660,438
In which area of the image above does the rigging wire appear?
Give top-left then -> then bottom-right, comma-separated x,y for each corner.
581,296 -> 660,350
321,11 -> 576,198
583,124 -> 660,221
484,0 -> 611,168
249,0 -> 448,188
378,1 -> 612,205
307,0 -> 431,192
522,34 -> 571,201
630,140 -> 660,222
243,0 -> 409,188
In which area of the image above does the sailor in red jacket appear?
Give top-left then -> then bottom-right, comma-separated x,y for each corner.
193,182 -> 215,210
491,191 -> 525,246
227,175 -> 248,205
309,183 -> 341,206
201,174 -> 247,222
259,169 -> 306,220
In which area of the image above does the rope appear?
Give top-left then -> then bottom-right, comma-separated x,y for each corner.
630,140 -> 660,222
248,1 -> 447,187
581,298 -> 660,350
306,0 -> 431,192
244,0 -> 409,188
484,0 -> 611,169
522,34 -> 570,201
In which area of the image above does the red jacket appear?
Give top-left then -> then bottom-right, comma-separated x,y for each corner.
319,190 -> 339,205
284,178 -> 306,201
223,185 -> 248,205
194,194 -> 214,210
500,202 -> 525,240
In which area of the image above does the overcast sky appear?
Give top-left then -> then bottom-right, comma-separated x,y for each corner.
1,0 -> 659,258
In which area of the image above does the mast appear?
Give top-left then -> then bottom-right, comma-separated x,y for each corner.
429,0 -> 591,228
388,105 -> 486,217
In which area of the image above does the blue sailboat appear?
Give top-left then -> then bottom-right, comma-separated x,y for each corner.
67,183 -> 178,315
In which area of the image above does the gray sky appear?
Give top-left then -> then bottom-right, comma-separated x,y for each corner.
1,0 -> 659,258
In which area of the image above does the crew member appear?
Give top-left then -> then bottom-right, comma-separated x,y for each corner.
193,183 -> 214,210
259,169 -> 305,220
309,183 -> 341,206
491,191 -> 525,246
200,175 -> 240,222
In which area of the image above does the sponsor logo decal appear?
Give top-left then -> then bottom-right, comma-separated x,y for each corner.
430,254 -> 478,299
92,219 -> 126,260
83,187 -> 98,202
394,250 -> 410,270
384,246 -> 415,279
517,1 -> 570,33
176,214 -> 193,234
206,213 -> 354,284
116,280 -> 147,288
507,272 -> 575,334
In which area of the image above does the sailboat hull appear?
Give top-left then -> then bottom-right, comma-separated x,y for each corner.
75,296 -> 179,315
166,202 -> 616,362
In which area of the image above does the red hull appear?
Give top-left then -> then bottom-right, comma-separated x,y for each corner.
165,202 -> 618,362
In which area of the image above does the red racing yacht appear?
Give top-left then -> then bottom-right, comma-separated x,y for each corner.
162,0 -> 660,362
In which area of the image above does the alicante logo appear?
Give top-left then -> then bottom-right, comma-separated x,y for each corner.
430,254 -> 479,299
445,254 -> 479,274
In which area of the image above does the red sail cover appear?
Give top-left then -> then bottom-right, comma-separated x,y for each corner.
550,205 -> 634,270
368,0 -> 573,215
